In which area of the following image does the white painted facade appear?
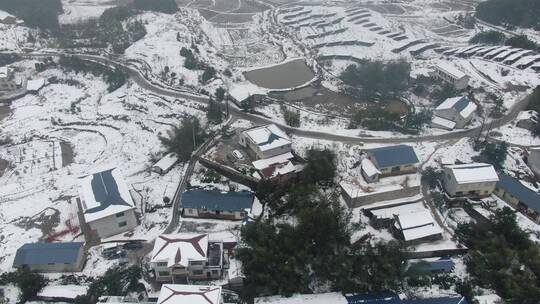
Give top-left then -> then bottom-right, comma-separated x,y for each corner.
443,163 -> 499,197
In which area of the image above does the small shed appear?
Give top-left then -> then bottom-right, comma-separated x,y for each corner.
152,153 -> 179,175
13,242 -> 85,272
361,158 -> 381,183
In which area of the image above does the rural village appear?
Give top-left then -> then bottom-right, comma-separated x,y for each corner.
0,0 -> 540,304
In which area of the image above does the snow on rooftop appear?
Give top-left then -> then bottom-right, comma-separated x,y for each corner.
26,79 -> 46,92
395,209 -> 435,230
151,233 -> 208,268
78,167 -> 136,223
152,153 -> 178,172
252,152 -> 294,170
431,116 -> 456,130
361,158 -> 380,177
0,66 -> 8,78
400,223 -> 443,242
157,284 -> 222,304
436,96 -> 476,119
445,163 -> 499,184
37,285 -> 88,300
436,62 -> 467,79
244,124 -> 291,152
255,292 -> 347,304
229,82 -> 268,102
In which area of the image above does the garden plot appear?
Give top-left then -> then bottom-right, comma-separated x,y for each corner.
0,61 -> 213,274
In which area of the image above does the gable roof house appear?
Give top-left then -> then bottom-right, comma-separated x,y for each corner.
77,167 -> 138,239
432,62 -> 470,90
157,284 -> 222,304
432,96 -> 477,130
366,145 -> 419,177
251,152 -> 304,181
393,209 -> 443,244
442,163 -> 499,197
240,124 -> 292,160
181,189 -> 256,220
495,173 -> 540,224
151,233 -> 225,282
13,242 -> 85,273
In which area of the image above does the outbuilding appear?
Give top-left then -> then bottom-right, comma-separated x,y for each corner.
152,153 -> 179,175
13,242 -> 85,272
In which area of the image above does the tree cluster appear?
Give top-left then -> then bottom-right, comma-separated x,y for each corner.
281,105 -> 301,127
0,268 -> 47,303
74,266 -> 143,304
475,141 -> 508,170
340,60 -> 411,100
206,98 -> 224,123
160,117 -> 208,162
0,0 -> 63,30
470,31 -> 537,51
132,0 -> 178,14
475,0 -> 540,30
96,7 -> 147,54
456,207 -> 540,303
238,148 -> 412,300
58,56 -> 127,92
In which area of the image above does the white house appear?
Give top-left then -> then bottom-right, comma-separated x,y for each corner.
0,66 -> 17,91
77,167 -> 138,239
432,96 -> 477,130
361,158 -> 381,183
157,284 -> 222,304
240,124 -> 292,160
151,233 -> 224,283
229,82 -> 267,106
152,153 -> 178,175
432,62 -> 470,90
442,163 -> 499,197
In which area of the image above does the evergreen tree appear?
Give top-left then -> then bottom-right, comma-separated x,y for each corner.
160,117 -> 208,161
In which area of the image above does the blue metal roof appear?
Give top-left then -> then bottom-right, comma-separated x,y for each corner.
13,242 -> 84,266
497,173 -> 540,214
401,297 -> 467,304
346,292 -> 400,304
413,258 -> 455,273
85,169 -> 132,214
452,96 -> 471,113
181,189 -> 255,212
368,145 -> 419,168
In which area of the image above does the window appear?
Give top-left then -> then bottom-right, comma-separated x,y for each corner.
115,212 -> 125,218
240,212 -> 245,217
211,270 -> 219,275
157,262 -> 168,267
158,271 -> 170,276
192,270 -> 203,275
118,221 -> 127,227
187,209 -> 193,214
190,261 -> 203,265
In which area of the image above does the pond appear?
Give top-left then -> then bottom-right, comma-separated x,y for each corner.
244,59 -> 316,90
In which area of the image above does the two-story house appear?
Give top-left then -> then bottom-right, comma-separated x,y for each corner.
365,145 -> 419,178
432,96 -> 477,130
239,124 -> 292,160
151,233 -> 224,283
77,167 -> 138,239
432,62 -> 470,90
442,163 -> 499,197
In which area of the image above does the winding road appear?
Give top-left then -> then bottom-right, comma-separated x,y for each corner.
10,50 -> 533,145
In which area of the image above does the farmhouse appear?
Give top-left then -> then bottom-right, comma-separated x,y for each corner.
13,242 -> 85,272
151,233 -> 225,282
432,96 -> 477,130
495,173 -> 540,224
181,189 -> 256,220
365,145 -> 419,177
240,124 -> 292,160
0,66 -> 17,91
442,163 -> 499,197
393,209 -> 443,244
77,167 -> 138,239
157,284 -> 222,304
152,153 -> 178,175
432,62 -> 470,90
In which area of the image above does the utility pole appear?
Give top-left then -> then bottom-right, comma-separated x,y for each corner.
192,120 -> 197,148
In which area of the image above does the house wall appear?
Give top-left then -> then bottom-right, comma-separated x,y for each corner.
433,107 -> 472,129
433,68 -> 469,90
182,207 -> 246,220
152,262 -> 223,282
87,209 -> 137,239
19,248 -> 85,273
378,164 -> 417,177
341,184 -> 421,208
443,170 -> 496,197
